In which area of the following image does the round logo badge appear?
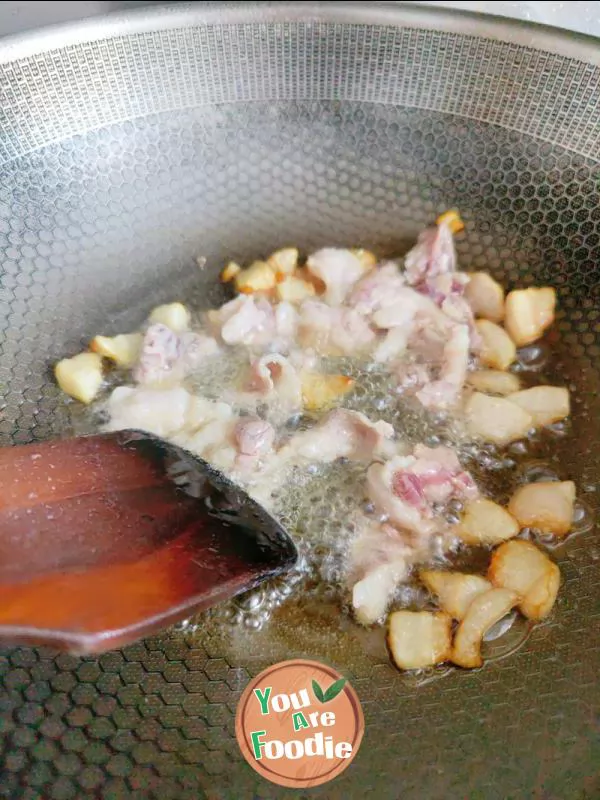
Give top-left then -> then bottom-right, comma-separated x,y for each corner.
235,659 -> 364,788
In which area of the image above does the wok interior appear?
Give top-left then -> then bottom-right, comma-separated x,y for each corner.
0,9 -> 599,798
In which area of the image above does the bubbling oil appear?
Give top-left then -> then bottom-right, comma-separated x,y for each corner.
63,319 -> 591,674
196,351 -> 549,636
191,341 -> 591,675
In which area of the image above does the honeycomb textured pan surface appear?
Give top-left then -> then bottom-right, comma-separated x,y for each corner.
0,8 -> 598,799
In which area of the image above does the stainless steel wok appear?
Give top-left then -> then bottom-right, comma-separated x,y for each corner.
0,3 -> 598,798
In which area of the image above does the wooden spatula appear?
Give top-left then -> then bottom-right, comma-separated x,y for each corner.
0,431 -> 297,654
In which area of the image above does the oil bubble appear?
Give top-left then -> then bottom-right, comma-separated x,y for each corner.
515,343 -> 549,371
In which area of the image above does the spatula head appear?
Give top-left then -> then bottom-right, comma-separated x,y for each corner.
0,431 -> 297,653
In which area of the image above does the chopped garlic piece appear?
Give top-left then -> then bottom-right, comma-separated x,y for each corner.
488,539 -> 560,621
465,392 -> 533,445
388,610 -> 452,670
350,249 -> 378,270
148,302 -> 191,333
455,498 -> 519,546
55,352 -> 104,404
221,261 -> 242,282
235,261 -> 277,294
420,571 -> 492,621
436,209 -> 464,233
507,386 -> 570,427
467,369 -> 521,396
276,275 -> 316,303
451,588 -> 518,668
465,272 -> 505,322
267,247 -> 299,279
476,319 -> 517,370
90,333 -> 143,368
504,287 -> 556,346
508,480 -> 575,537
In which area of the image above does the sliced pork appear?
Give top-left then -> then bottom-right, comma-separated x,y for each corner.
207,295 -> 274,348
235,418 -> 275,457
298,300 -> 376,356
245,353 -> 303,422
233,417 -> 276,473
283,409 -> 394,464
404,219 -> 457,286
371,286 -> 448,331
132,323 -> 180,385
405,444 -> 478,504
348,262 -> 406,316
133,323 -> 219,385
370,286 -> 449,363
415,323 -> 471,410
56,214 -> 568,665
367,445 -> 477,536
347,520 -> 414,625
104,385 -> 194,439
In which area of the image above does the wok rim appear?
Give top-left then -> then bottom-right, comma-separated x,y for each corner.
0,1 -> 599,67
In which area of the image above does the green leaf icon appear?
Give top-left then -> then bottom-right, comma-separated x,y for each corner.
312,677 -> 347,703
312,679 -> 325,703
323,677 -> 347,702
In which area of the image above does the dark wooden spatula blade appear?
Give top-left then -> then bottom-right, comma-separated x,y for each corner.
0,431 -> 297,653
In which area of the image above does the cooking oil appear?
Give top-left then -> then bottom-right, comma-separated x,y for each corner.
62,310 -> 590,679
